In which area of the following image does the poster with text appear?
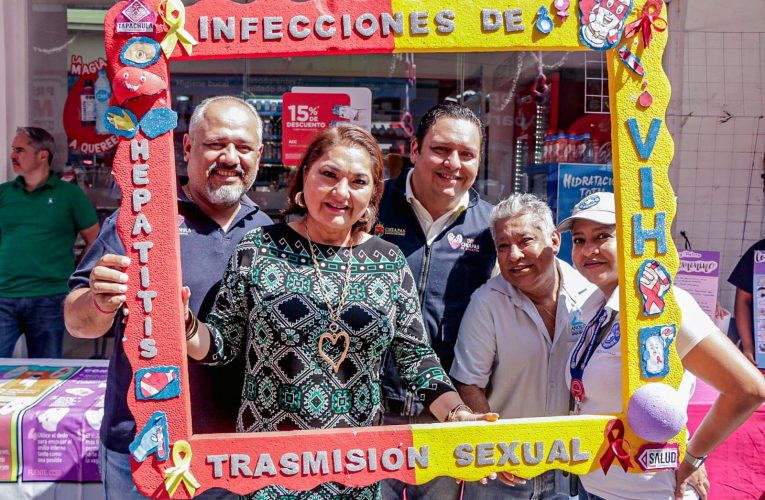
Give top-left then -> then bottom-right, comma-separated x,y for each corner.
291,87 -> 372,131
281,92 -> 351,165
675,250 -> 720,320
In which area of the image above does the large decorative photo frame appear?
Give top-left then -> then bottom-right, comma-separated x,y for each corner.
103,0 -> 681,496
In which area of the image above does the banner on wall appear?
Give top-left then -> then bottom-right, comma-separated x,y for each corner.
753,251 -> 765,368
675,250 -> 720,320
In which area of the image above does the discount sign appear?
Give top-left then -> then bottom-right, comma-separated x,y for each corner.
281,92 -> 351,165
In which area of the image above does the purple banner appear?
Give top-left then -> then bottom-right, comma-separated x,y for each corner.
20,366 -> 106,482
676,250 -> 720,318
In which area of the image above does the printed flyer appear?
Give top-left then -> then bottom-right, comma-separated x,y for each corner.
675,250 -> 720,319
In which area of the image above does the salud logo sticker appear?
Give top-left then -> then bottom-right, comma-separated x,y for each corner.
636,443 -> 679,471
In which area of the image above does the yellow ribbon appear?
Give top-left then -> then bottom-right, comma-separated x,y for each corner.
163,440 -> 201,498
158,0 -> 198,58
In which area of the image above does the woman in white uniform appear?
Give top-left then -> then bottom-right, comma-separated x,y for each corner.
558,192 -> 765,500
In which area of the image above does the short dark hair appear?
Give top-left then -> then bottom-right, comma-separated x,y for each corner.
16,126 -> 55,166
414,103 -> 484,160
285,125 -> 385,234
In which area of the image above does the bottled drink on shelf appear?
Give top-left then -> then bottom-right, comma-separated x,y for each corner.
555,132 -> 567,163
94,70 -> 111,135
80,80 -> 96,127
566,134 -> 579,163
581,133 -> 593,163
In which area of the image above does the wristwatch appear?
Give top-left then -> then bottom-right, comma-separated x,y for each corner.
684,452 -> 707,469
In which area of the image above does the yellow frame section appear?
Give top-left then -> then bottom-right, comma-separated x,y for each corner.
123,0 -> 682,488
389,0 -> 681,479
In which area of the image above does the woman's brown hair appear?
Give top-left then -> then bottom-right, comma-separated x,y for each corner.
284,124 -> 385,233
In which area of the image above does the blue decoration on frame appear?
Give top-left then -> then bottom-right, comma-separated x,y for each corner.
129,411 -> 169,463
103,106 -> 138,139
637,259 -> 671,316
536,6 -> 554,34
627,118 -> 662,160
135,365 -> 181,401
633,212 -> 667,255
139,107 -> 178,138
639,167 -> 655,209
119,37 -> 162,68
639,325 -> 676,378
578,0 -> 634,50
102,106 -> 177,140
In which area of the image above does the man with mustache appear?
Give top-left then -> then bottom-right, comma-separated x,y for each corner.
450,193 -> 594,499
0,126 -> 99,358
64,96 -> 272,499
376,103 -> 498,500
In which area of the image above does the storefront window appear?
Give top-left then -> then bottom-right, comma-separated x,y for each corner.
28,3 -> 612,220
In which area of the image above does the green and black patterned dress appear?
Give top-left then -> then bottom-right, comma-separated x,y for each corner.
203,223 -> 455,499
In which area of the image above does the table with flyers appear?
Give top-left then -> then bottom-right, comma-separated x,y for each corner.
0,358 -> 106,499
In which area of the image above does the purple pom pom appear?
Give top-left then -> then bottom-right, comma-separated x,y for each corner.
626,383 -> 687,442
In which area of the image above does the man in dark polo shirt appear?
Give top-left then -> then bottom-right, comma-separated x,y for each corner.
0,126 -> 99,358
64,96 -> 272,499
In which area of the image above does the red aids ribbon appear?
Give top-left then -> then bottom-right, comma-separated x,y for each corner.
623,0 -> 667,49
600,419 -> 633,474
640,281 -> 665,313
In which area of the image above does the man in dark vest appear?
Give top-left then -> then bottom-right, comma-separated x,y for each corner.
376,103 -> 497,500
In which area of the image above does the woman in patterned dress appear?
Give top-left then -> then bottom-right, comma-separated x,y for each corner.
185,124 -> 497,499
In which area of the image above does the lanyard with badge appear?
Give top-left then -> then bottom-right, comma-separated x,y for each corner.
569,305 -> 615,414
